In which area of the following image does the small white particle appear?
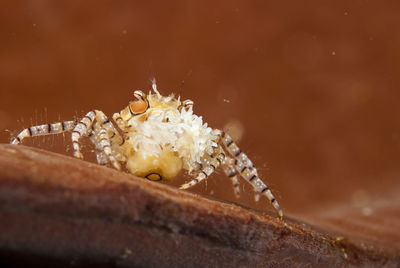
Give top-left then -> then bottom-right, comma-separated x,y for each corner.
5,148 -> 17,154
362,207 -> 372,216
120,248 -> 132,259
331,51 -> 336,56
223,99 -> 230,103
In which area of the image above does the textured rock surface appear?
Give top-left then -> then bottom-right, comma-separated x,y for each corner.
0,144 -> 398,267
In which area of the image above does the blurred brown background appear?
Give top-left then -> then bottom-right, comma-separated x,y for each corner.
1,1 -> 400,248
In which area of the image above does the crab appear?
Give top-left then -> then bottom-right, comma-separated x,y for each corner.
11,81 -> 283,219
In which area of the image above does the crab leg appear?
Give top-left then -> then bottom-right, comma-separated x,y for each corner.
11,121 -> 76,144
220,131 -> 283,219
71,110 -> 120,160
179,152 -> 225,190
222,156 -> 241,198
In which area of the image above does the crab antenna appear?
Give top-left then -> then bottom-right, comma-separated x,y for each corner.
151,78 -> 161,97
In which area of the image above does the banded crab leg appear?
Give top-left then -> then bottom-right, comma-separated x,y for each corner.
87,124 -> 121,169
71,111 -> 96,159
219,130 -> 283,220
112,112 -> 127,135
95,113 -> 126,163
71,110 -> 120,160
96,126 -> 120,170
90,130 -> 108,166
11,120 -> 77,144
222,156 -> 241,198
86,125 -> 106,166
179,151 -> 226,190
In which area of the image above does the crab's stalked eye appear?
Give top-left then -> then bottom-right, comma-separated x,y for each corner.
145,172 -> 162,181
183,99 -> 193,108
129,90 -> 149,115
179,99 -> 194,111
134,90 -> 146,101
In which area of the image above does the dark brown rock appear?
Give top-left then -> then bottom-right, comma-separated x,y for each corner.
0,144 -> 398,267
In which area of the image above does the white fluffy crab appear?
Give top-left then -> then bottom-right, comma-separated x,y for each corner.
11,81 -> 283,219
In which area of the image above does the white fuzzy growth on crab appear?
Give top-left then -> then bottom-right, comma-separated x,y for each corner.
128,105 -> 219,173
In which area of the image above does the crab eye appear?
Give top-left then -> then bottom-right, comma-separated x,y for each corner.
183,99 -> 193,108
129,90 -> 149,115
179,99 -> 193,111
129,100 -> 149,115
145,172 -> 162,181
134,90 -> 146,101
